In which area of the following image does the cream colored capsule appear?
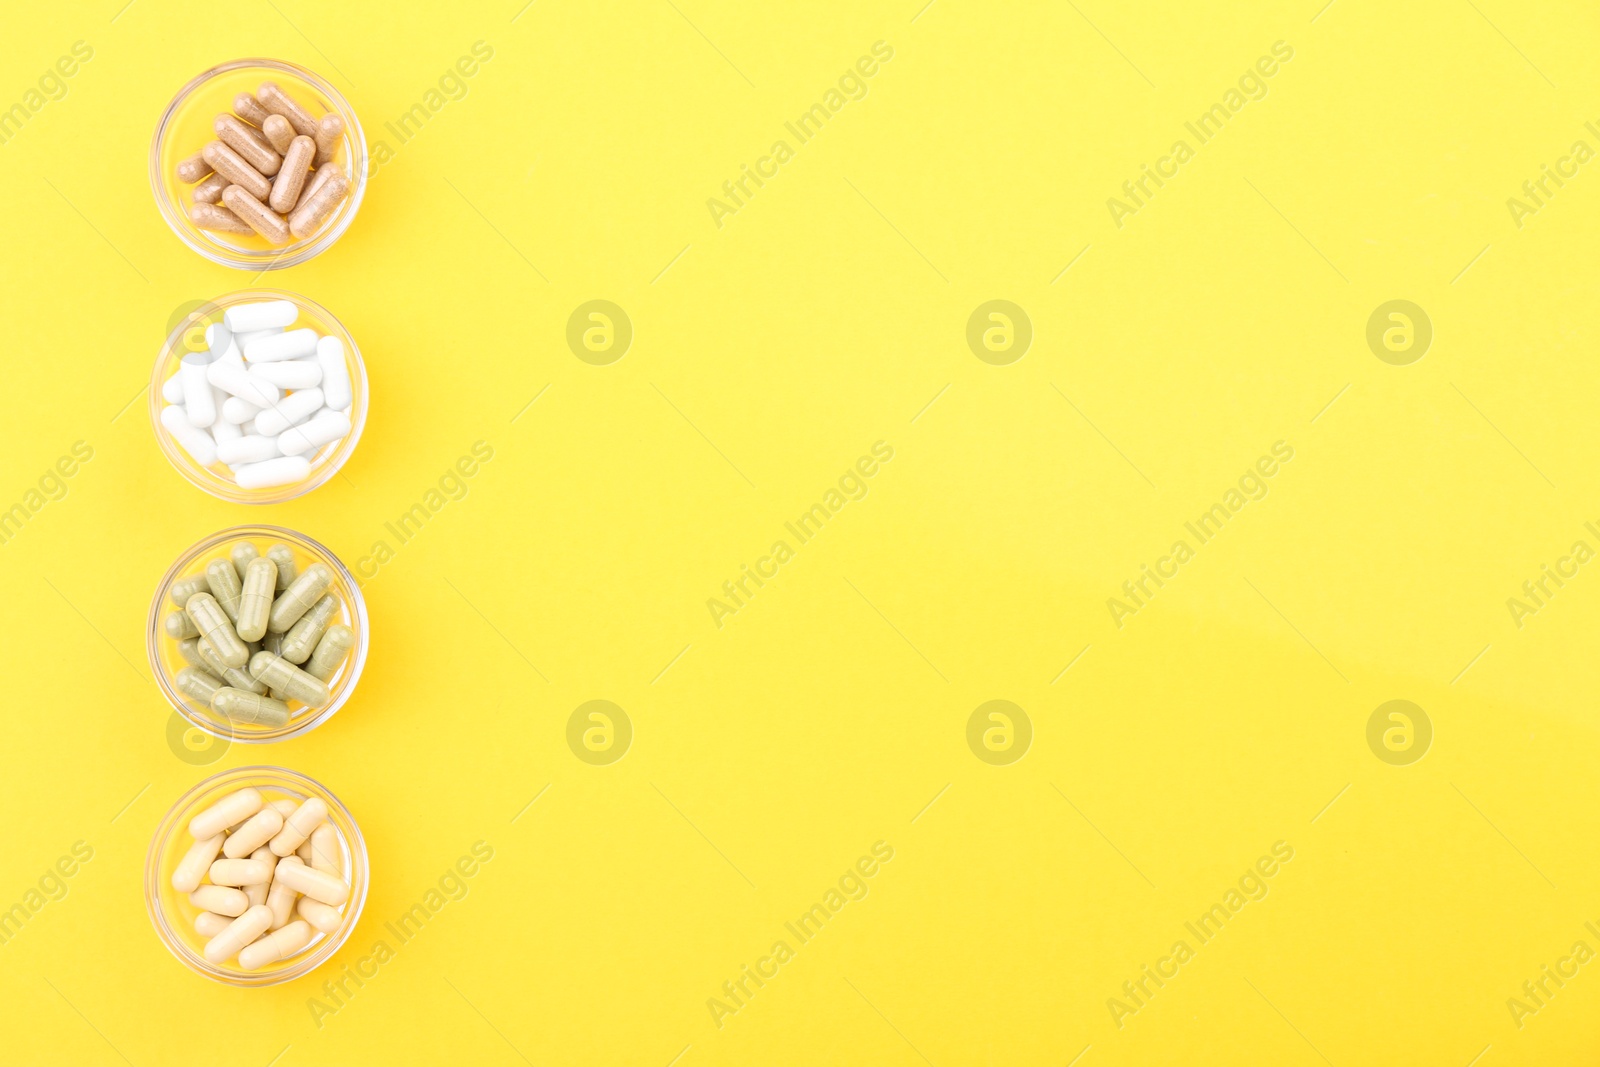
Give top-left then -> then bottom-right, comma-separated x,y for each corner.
314,113 -> 343,166
239,919 -> 313,970
296,838 -> 314,864
205,904 -> 275,964
305,623 -> 354,682
186,592 -> 247,668
257,82 -> 318,137
192,172 -> 227,204
215,113 -> 282,176
281,594 -> 337,664
244,846 -> 275,907
176,153 -> 211,183
297,896 -> 342,934
237,556 -> 278,642
272,854 -> 348,905
262,113 -> 295,154
234,92 -> 272,126
189,885 -> 249,917
270,563 -> 332,632
265,858 -> 302,928
212,687 -> 291,727
269,798 -> 299,818
194,911 -> 232,938
269,135 -> 316,213
222,806 -> 284,857
190,202 -> 254,236
269,797 -> 327,856
221,184 -> 291,245
308,822 -> 341,876
249,651 -> 331,706
171,832 -> 225,893
287,167 -> 348,239
190,787 -> 263,838
209,856 -> 274,886
201,140 -> 270,200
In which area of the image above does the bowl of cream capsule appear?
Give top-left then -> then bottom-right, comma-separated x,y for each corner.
147,766 -> 368,985
148,525 -> 368,743
151,289 -> 367,503
151,57 -> 367,269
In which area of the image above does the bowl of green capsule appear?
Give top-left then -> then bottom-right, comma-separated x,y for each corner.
149,525 -> 368,742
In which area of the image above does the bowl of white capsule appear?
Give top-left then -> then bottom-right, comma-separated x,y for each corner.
151,289 -> 367,503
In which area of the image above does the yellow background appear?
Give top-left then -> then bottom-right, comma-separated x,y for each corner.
3,0 -> 1600,1063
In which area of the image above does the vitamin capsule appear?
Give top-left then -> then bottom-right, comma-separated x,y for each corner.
252,387 -> 322,435
170,575 -> 209,607
272,855 -> 347,905
316,336 -> 352,410
296,837 -> 314,864
201,140 -> 270,201
269,797 -> 328,856
207,352 -> 282,407
307,822 -> 341,876
171,832 -> 225,892
179,359 -> 215,428
213,418 -> 241,447
257,82 -> 318,137
234,92 -> 273,127
249,651 -> 331,706
190,201 -> 254,236
160,404 -> 217,465
222,805 -> 283,858
297,896 -> 342,934
250,359 -> 322,389
270,563 -> 332,632
244,327 -> 318,363
209,857 -> 274,886
216,435 -> 281,466
194,911 -> 232,938
237,557 -> 278,641
161,374 -> 184,405
175,665 -> 223,705
240,919 -> 314,970
266,544 -> 298,591
235,456 -> 312,490
186,592 -> 247,668
261,630 -> 285,659
192,172 -> 227,204
190,787 -> 263,838
190,885 -> 250,918
281,595 -> 337,664
295,161 -> 339,211
212,687 -> 292,727
279,410 -> 351,458
269,134 -> 315,212
205,903 -> 274,964
220,396 -> 262,424
177,637 -> 207,670
225,300 -> 297,333
176,153 -> 211,183
261,113 -> 295,154
243,846 -> 275,907
221,184 -> 291,245
305,624 -> 354,681
205,558 -> 243,623
265,858 -> 302,928
165,610 -> 199,640
197,638 -> 267,694
314,113 -> 343,166
287,167 -> 349,239
216,114 -> 282,176
231,542 -> 260,578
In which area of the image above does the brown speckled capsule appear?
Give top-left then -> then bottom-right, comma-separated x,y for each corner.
221,185 -> 291,245
314,113 -> 343,167
191,202 -> 253,236
288,167 -> 349,239
294,161 -> 337,211
269,135 -> 316,213
234,92 -> 272,127
215,114 -> 281,176
192,172 -> 227,204
201,140 -> 270,200
257,81 -> 318,138
262,113 -> 295,155
176,153 -> 211,183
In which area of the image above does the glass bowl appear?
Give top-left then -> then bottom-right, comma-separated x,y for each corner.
150,288 -> 367,503
148,525 -> 368,743
151,57 -> 367,269
146,766 -> 368,986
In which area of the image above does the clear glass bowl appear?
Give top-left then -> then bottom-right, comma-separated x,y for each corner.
148,525 -> 368,743
146,766 -> 368,986
150,288 -> 367,503
151,57 -> 367,269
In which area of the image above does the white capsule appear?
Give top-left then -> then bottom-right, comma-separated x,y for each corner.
180,360 -> 215,428
161,404 -> 218,466
161,374 -> 185,404
279,410 -> 350,457
171,832 -> 225,893
208,353 -> 282,407
217,434 -> 282,465
253,387 -> 322,436
212,418 -> 241,445
245,328 -> 318,363
316,336 -> 352,410
221,396 -> 261,424
250,360 -> 322,389
233,327 -> 283,350
235,455 -> 311,489
225,300 -> 298,333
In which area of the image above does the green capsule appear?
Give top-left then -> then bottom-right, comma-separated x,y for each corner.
176,666 -> 224,705
164,610 -> 199,640
177,637 -> 207,670
249,650 -> 330,706
236,557 -> 278,642
212,687 -> 291,728
196,635 -> 265,693
281,594 -> 337,664
268,562 -> 332,633
206,558 -> 244,624
186,592 -> 247,668
305,623 -> 355,682
170,574 -> 209,607
267,543 -> 298,592
231,541 -> 260,581
261,629 -> 285,657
